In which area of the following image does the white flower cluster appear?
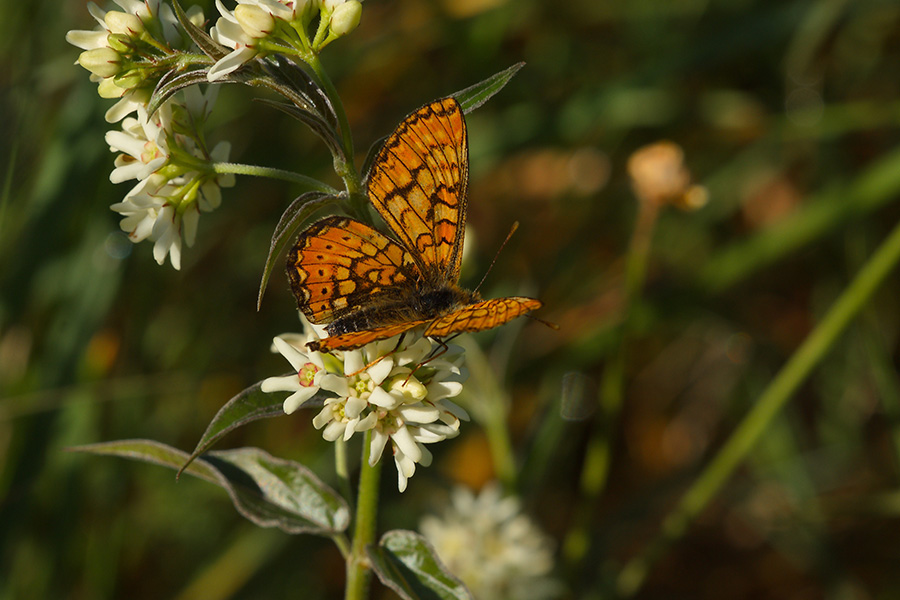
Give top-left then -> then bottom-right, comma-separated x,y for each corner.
66,0 -> 202,123
421,484 -> 560,600
262,321 -> 469,492
208,0 -> 363,81
106,88 -> 234,270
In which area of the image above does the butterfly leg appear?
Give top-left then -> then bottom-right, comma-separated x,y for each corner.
403,334 -> 461,383
345,334 -> 409,378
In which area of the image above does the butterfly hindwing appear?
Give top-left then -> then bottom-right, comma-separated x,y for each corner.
307,320 -> 431,352
367,97 -> 468,285
287,216 -> 420,324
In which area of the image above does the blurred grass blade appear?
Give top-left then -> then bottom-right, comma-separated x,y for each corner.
617,209 -> 900,596
73,440 -> 350,535
368,530 -> 472,600
453,62 -> 524,114
699,144 -> 900,292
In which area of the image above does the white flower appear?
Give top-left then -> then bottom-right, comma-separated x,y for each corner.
106,105 -> 170,183
261,333 -> 327,413
208,0 -> 278,81
262,324 -> 470,491
420,484 -> 560,600
105,90 -> 232,270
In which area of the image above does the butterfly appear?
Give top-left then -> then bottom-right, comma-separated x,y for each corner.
286,97 -> 542,352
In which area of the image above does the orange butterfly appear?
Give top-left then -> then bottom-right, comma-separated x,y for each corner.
287,97 -> 542,352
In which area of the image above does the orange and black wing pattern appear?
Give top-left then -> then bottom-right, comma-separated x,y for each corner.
286,98 -> 545,352
287,216 -> 419,325
366,97 -> 468,285
307,320 -> 431,352
424,297 -> 543,337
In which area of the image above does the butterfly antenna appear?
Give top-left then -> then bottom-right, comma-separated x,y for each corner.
473,221 -> 519,294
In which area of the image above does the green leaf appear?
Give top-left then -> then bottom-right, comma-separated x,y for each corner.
368,530 -> 472,600
360,134 -> 389,182
172,0 -> 228,61
148,68 -> 212,116
258,191 -> 335,309
72,440 -> 350,535
179,380 -> 332,477
452,62 -> 525,114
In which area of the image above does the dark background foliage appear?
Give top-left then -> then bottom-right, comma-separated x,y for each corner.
3,0 -> 900,598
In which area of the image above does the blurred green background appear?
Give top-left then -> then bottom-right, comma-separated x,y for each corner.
4,0 -> 900,598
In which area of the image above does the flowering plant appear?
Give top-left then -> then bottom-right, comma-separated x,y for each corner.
68,1 -> 550,599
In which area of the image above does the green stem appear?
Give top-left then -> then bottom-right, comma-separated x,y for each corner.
306,55 -> 362,198
345,431 -> 382,600
615,215 -> 900,597
335,438 -> 354,514
211,162 -> 338,194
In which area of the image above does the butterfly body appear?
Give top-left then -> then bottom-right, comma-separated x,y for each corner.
324,284 -> 480,338
287,97 -> 542,352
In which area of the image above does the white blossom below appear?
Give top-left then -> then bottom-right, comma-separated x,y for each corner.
262,320 -> 470,492
420,484 -> 561,600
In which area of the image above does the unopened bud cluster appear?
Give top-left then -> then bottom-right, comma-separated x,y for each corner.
208,0 -> 363,81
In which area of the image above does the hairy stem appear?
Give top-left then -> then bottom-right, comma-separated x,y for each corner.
211,162 -> 338,195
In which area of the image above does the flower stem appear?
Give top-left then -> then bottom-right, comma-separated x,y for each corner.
211,162 -> 338,194
306,55 -> 362,199
345,431 -> 382,600
615,215 -> 900,597
335,438 -> 354,513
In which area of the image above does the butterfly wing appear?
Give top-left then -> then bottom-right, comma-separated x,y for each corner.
287,216 -> 420,324
366,97 -> 468,285
424,297 -> 543,337
307,320 -> 430,352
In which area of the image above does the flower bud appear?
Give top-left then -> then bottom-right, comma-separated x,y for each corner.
105,11 -> 145,36
321,0 -> 345,12
107,33 -> 133,54
388,376 -> 427,402
97,77 -> 126,98
234,4 -> 275,39
114,70 -> 145,92
329,0 -> 361,36
78,47 -> 121,78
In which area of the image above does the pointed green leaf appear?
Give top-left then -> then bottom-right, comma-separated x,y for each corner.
368,530 -> 472,600
361,134 -> 389,182
179,380 -> 331,477
452,63 -> 525,114
258,191 -> 335,309
73,440 -> 350,535
172,0 -> 228,60
148,68 -> 212,116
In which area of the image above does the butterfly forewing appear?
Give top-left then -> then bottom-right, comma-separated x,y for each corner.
287,216 -> 420,324
286,98 -> 544,353
424,297 -> 543,337
367,97 -> 468,285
